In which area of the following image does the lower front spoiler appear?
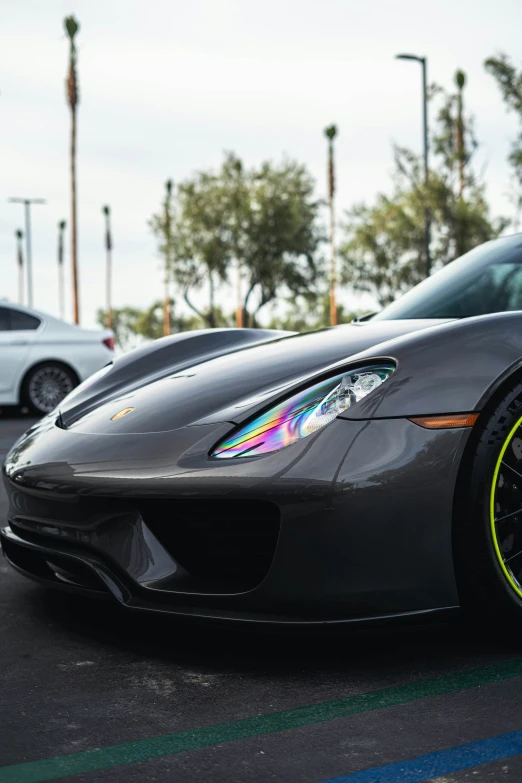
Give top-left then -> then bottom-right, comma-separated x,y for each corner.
1,526 -> 458,628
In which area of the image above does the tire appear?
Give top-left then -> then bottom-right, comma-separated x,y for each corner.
455,377 -> 522,624
21,362 -> 78,415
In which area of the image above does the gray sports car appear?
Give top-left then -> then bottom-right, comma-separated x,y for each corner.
3,233 -> 522,626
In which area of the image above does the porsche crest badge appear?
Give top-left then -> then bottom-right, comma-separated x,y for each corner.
111,407 -> 135,421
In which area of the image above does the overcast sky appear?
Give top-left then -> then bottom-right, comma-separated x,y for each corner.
1,0 -> 521,327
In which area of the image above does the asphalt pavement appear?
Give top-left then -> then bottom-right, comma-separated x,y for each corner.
2,413 -> 522,783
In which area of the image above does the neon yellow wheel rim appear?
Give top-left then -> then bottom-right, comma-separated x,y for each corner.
490,414 -> 522,600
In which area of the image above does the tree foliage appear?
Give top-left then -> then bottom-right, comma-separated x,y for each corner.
267,291 -> 360,332
96,300 -> 203,351
485,53 -> 522,212
339,76 -> 508,307
149,153 -> 323,327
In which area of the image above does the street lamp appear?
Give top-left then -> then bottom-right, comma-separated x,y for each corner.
395,53 -> 431,277
8,197 -> 46,307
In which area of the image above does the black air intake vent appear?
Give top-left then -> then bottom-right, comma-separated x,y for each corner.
140,499 -> 280,592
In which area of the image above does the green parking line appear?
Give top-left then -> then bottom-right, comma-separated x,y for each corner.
2,657 -> 522,783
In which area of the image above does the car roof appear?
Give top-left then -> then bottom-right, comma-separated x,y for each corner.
0,299 -> 66,325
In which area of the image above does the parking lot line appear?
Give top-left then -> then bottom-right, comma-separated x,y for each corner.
2,657 -> 522,783
318,727 -> 522,782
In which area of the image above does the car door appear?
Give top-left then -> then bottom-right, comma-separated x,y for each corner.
0,307 -> 40,402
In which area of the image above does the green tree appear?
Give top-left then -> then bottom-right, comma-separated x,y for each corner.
236,156 -> 323,326
484,53 -> 522,215
150,172 -> 231,328
96,300 -> 203,351
150,153 -> 323,328
267,291 -> 360,332
339,75 -> 508,308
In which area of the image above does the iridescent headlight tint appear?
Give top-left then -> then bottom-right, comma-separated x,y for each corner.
211,363 -> 395,459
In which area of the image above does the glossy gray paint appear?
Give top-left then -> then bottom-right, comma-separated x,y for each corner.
62,319 -> 450,434
2,312 -> 522,623
339,312 -> 522,419
57,313 -> 522,436
59,327 -> 290,427
2,415 -> 467,621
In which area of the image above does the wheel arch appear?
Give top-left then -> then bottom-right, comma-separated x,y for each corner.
451,363 -> 522,607
343,313 -> 522,420
454,362 -> 522,487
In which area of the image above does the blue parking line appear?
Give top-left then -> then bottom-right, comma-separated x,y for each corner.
319,728 -> 522,783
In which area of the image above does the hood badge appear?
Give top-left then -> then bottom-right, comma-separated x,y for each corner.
111,407 -> 135,421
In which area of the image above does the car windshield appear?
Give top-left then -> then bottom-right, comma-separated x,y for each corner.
374,234 -> 522,320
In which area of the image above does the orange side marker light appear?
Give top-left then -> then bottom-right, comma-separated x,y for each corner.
408,413 -> 479,429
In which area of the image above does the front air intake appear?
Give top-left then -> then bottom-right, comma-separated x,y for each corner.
140,499 -> 280,592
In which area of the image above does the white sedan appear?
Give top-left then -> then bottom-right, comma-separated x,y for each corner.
0,302 -> 114,414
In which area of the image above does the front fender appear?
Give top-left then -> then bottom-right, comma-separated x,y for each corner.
338,312 -> 522,419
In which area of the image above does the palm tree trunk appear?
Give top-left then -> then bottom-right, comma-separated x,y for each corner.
329,181 -> 337,326
57,221 -> 66,320
59,263 -> 65,320
105,244 -> 112,329
103,207 -> 112,329
71,106 -> 79,324
16,232 -> 24,305
209,272 -> 216,327
164,268 -> 171,336
324,125 -> 338,326
163,180 -> 173,336
19,260 -> 24,306
236,260 -> 244,327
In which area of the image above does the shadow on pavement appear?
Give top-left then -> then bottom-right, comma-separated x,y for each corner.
21,583 -> 522,678
0,407 -> 37,419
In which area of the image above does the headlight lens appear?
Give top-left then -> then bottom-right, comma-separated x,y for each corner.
211,363 -> 395,459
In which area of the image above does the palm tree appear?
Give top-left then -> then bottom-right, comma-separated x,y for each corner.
57,221 -> 66,319
324,125 -> 338,326
163,180 -> 173,336
64,16 -> 80,324
15,229 -> 24,305
102,206 -> 112,329
455,70 -> 466,198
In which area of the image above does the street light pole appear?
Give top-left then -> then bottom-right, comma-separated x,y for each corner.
8,198 -> 46,307
396,54 -> 431,277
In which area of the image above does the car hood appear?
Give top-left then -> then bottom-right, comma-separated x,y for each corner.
63,320 -> 450,434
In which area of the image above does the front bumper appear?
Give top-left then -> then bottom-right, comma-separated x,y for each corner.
1,415 -> 469,624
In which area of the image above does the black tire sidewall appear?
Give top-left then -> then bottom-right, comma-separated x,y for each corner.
456,381 -> 522,620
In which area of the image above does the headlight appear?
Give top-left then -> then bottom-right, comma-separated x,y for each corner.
211,363 -> 395,459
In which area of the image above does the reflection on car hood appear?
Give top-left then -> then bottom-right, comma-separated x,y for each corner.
65,320 -> 450,434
